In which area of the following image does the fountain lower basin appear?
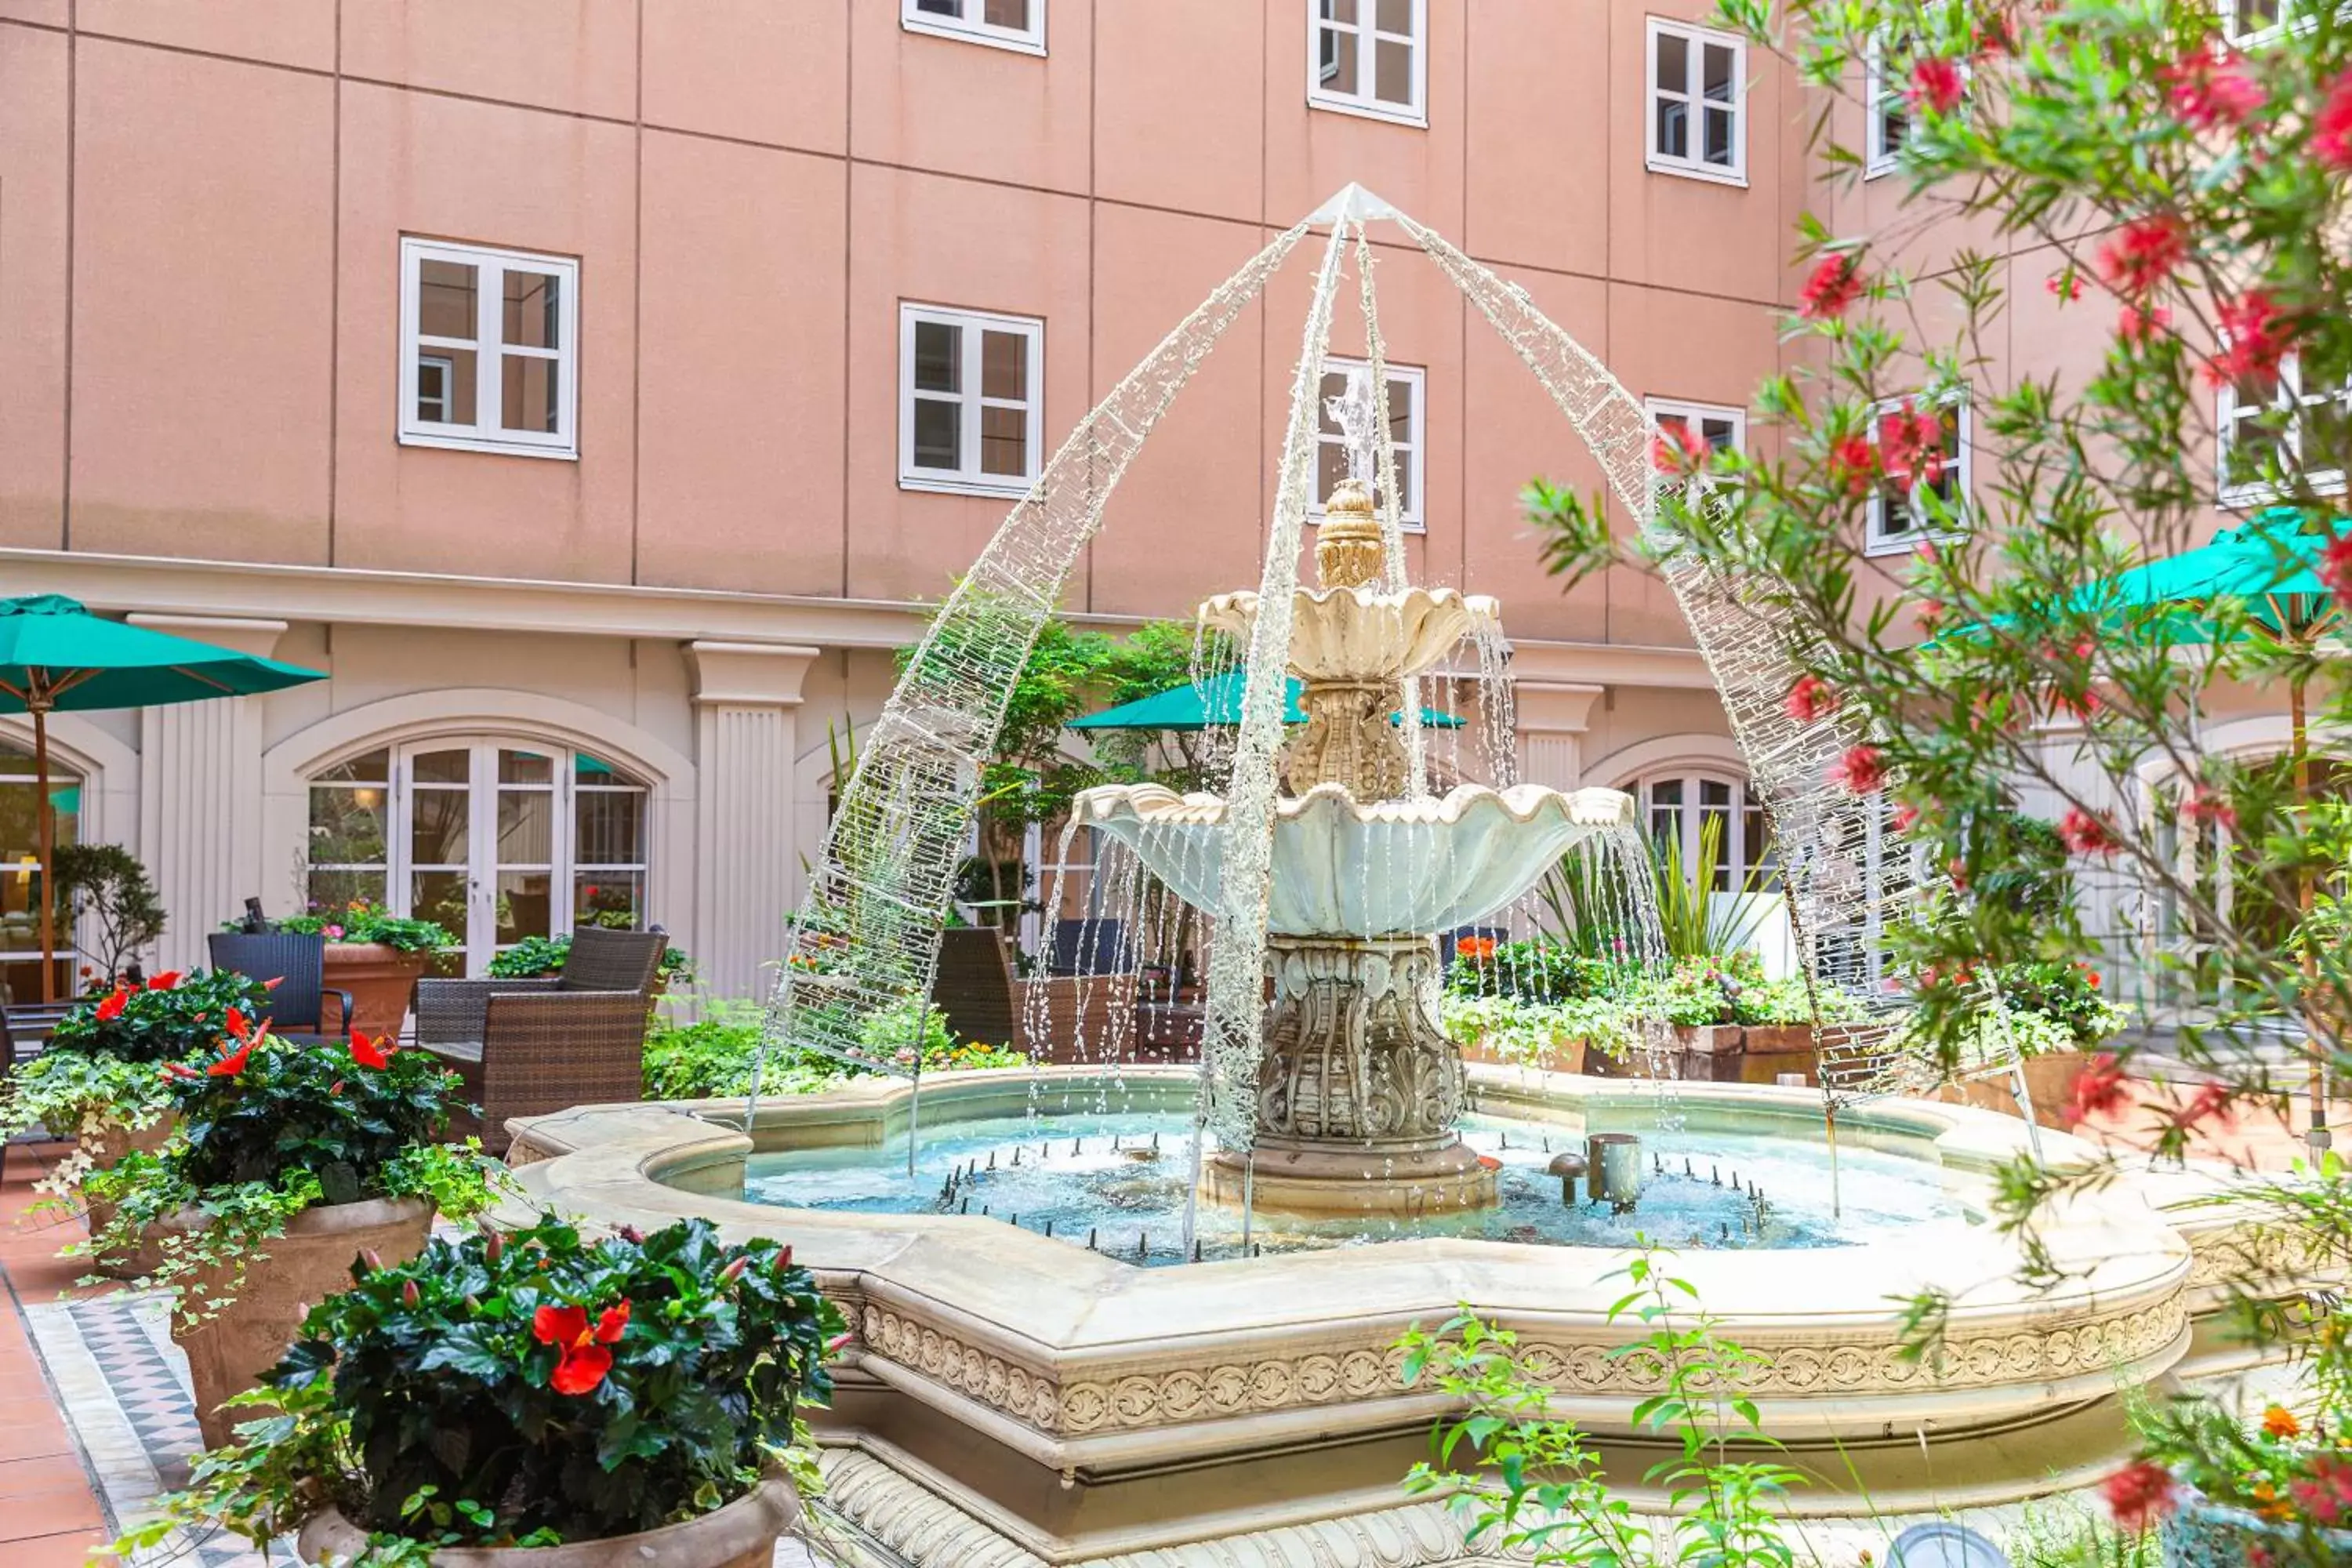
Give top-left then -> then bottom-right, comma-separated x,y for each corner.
498,1068 -> 2285,1565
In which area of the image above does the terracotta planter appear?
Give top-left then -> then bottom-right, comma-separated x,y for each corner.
298,1476 -> 799,1568
325,943 -> 430,1039
81,1113 -> 176,1280
170,1194 -> 432,1449
1937,1048 -> 2086,1125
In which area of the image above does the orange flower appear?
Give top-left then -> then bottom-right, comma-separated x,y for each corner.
2264,1403 -> 2303,1439
1457,935 -> 1497,963
93,986 -> 129,1022
147,970 -> 183,991
348,1029 -> 393,1071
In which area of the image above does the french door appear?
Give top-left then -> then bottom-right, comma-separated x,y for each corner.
394,742 -> 561,975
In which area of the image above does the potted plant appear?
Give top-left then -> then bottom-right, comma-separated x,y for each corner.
85,1011 -> 492,1447
112,1215 -> 843,1567
49,842 -> 166,985
230,901 -> 453,1037
486,931 -> 697,1000
2,969 -> 270,1276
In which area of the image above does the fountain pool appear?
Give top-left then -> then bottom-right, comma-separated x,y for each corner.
741,1106 -> 1965,1263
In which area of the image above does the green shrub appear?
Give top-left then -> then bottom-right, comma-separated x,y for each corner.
485,933 -> 696,986
48,968 -> 269,1065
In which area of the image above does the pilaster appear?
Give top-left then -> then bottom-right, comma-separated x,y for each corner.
1513,681 -> 1605,791
686,642 -> 822,1001
131,615 -> 291,972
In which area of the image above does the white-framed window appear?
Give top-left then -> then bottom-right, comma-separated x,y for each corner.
1865,393 -> 1970,555
1646,18 -> 1746,184
1640,771 -> 1773,891
1864,42 -> 1909,178
397,238 -> 579,459
901,0 -> 1045,55
1314,358 -> 1425,530
2223,0 -> 2295,45
2217,353 -> 2350,505
1645,397 -> 1746,456
898,303 -> 1045,498
306,741 -> 650,975
1308,0 -> 1426,126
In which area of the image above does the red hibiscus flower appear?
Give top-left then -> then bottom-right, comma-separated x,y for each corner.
2319,533 -> 2352,613
2058,806 -> 2120,855
533,1299 -> 631,1396
1907,56 -> 1965,114
2102,1459 -> 2178,1532
1828,745 -> 1889,794
1650,419 -> 1712,475
2161,44 -> 2264,129
2093,216 -> 2187,299
349,1029 -> 393,1070
93,986 -> 129,1022
2070,1054 -> 2132,1125
2315,68 -> 2352,169
2205,290 -> 2290,387
1798,253 -> 1865,320
147,970 -> 182,992
1827,432 -> 1877,497
1878,400 -> 1947,487
1785,673 -> 1841,722
209,1032 -> 262,1079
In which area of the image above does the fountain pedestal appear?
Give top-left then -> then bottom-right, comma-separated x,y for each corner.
1202,935 -> 1497,1216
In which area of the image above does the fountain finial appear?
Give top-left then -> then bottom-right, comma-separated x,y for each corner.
1317,367 -> 1388,590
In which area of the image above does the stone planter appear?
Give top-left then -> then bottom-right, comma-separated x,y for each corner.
325,943 -> 430,1040
1737,1022 -> 1819,1087
170,1194 -> 432,1449
82,1113 -> 177,1279
298,1475 -> 800,1568
1453,1031 -> 1587,1074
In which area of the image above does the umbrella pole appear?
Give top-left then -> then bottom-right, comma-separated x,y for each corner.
2294,671 -> 2328,1160
32,699 -> 53,1004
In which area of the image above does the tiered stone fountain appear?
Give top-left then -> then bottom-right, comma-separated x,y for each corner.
1075,466 -> 1635,1216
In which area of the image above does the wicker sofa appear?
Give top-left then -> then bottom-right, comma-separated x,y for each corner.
416,927 -> 666,1155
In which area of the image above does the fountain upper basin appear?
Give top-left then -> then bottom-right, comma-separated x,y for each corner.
1199,585 -> 1497,682
1073,779 -> 1636,936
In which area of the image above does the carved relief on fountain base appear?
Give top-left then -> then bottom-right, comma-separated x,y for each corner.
1203,935 -> 1497,1218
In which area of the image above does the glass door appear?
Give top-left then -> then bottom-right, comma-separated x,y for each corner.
400,746 -> 474,977
493,747 -> 558,960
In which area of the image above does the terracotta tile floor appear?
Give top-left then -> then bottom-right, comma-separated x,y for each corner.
0,1137 -> 118,1566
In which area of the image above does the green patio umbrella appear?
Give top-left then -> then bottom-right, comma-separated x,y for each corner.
0,595 -> 325,1000
1069,670 -> 1468,731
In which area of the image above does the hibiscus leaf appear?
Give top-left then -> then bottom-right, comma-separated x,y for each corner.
418,1325 -> 508,1379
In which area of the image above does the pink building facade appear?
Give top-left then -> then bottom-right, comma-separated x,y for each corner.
0,1 -> 1842,999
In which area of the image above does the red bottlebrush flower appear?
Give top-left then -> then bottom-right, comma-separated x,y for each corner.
2102,1459 -> 2179,1533
2176,1080 -> 2232,1130
1828,432 -> 1877,497
1650,419 -> 1712,475
1828,745 -> 1889,794
94,987 -> 129,1022
2117,303 -> 2171,344
2184,786 -> 2238,832
1878,400 -> 1947,488
1891,802 -> 1921,833
1798,252 -> 1865,320
2046,270 -> 2084,302
2205,291 -> 2290,387
2070,1053 -> 2132,1125
2093,216 -> 2187,299
2319,533 -> 2352,613
1945,855 -> 1971,893
147,970 -> 182,992
2051,688 -> 2103,722
532,1299 -> 630,1397
2315,69 -> 2352,169
349,1029 -> 393,1070
2059,806 -> 2121,855
2162,44 -> 2264,129
1972,9 -> 2019,56
1907,56 -> 1965,114
1785,673 -> 1841,722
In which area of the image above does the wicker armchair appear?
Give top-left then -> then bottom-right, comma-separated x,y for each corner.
416,927 -> 667,1154
206,932 -> 354,1043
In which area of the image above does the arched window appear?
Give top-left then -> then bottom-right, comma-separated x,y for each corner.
1638,770 -> 1773,891
0,741 -> 80,1001
306,739 -> 649,975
